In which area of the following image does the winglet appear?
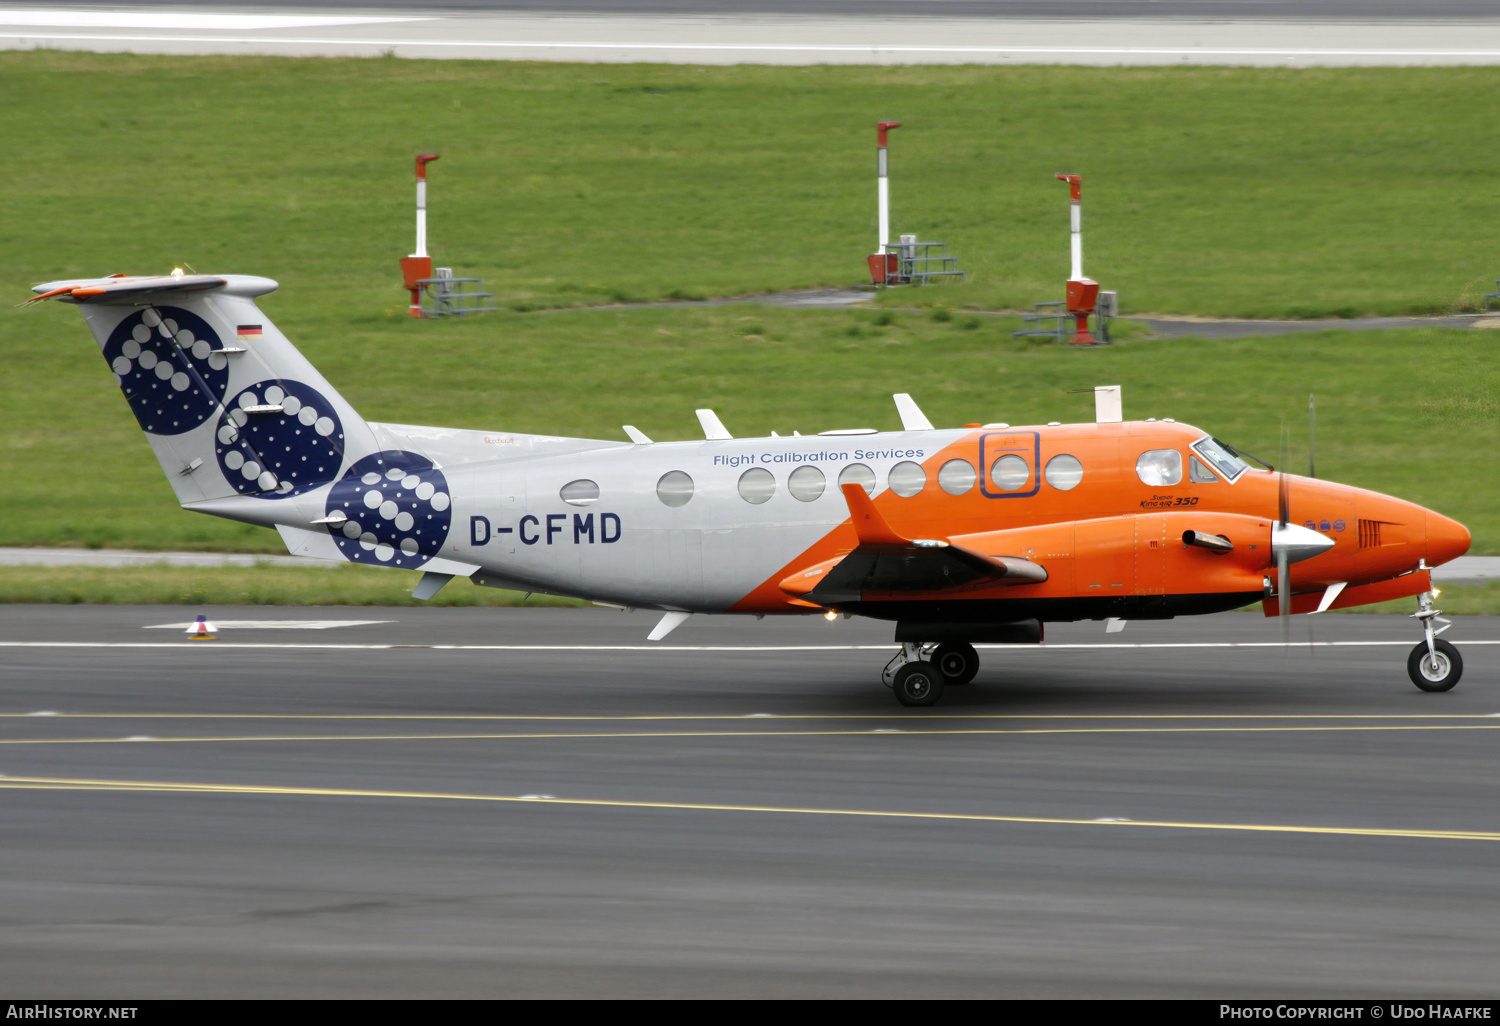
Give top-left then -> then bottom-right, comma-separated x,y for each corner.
840,483 -> 908,547
893,393 -> 933,431
696,409 -> 732,440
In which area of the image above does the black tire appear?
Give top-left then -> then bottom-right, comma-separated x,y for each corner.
1407,639 -> 1463,692
893,662 -> 945,707
932,641 -> 979,686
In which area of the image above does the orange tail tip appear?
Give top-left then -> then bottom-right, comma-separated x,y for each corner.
26,285 -> 76,302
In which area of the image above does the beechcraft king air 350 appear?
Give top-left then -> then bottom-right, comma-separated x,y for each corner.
34,272 -> 1474,705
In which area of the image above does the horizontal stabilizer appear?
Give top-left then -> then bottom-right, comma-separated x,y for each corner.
30,274 -> 231,304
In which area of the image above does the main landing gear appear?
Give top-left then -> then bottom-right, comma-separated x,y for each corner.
1408,590 -> 1462,692
883,641 -> 980,706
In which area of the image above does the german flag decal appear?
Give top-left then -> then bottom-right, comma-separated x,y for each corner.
237,325 -> 263,340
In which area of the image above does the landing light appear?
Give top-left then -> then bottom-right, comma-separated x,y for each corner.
824,610 -> 838,621
1432,588 -> 1442,599
170,267 -> 185,280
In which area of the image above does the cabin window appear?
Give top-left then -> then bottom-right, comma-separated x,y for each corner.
838,463 -> 876,497
560,479 -> 600,506
1189,455 -> 1220,483
989,454 -> 1030,493
1044,454 -> 1084,491
656,470 -> 694,508
1135,450 -> 1182,487
738,467 -> 776,504
788,465 -> 826,502
937,459 -> 977,496
889,461 -> 926,498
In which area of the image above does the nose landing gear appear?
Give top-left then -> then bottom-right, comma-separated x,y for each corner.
1408,590 -> 1462,692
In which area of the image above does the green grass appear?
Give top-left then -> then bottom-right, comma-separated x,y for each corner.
4,51 -> 1500,595
0,564 -> 586,606
4,52 -> 1500,317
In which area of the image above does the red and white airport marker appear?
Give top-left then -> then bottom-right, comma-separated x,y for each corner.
868,122 -> 901,284
1055,173 -> 1099,345
400,153 -> 440,318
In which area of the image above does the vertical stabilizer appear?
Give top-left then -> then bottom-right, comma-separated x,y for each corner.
33,273 -> 464,575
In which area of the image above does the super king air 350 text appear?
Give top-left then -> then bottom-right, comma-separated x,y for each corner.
33,273 -> 1472,706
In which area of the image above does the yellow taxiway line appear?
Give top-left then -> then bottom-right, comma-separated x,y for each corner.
0,774 -> 1493,843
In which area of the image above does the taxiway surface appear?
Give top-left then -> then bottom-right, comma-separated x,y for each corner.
2,605 -> 1498,997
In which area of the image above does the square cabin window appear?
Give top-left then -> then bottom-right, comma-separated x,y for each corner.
1136,449 -> 1182,486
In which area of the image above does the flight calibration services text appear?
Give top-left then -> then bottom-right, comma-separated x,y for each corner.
713,449 -> 926,469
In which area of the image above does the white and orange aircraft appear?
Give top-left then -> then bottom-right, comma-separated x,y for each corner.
32,273 -> 1472,706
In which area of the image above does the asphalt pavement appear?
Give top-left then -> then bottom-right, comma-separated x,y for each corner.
2,605 -> 1498,997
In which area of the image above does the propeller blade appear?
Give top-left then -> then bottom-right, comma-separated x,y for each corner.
1308,393 -> 1316,479
1277,422 -> 1290,528
1278,548 -> 1291,646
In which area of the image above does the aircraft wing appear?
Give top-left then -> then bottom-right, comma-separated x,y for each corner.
779,484 -> 1047,604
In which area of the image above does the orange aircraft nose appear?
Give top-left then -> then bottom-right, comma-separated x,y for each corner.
1425,509 -> 1471,567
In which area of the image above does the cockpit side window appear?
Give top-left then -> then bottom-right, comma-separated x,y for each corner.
1189,455 -> 1220,483
1136,449 -> 1182,486
1191,436 -> 1250,482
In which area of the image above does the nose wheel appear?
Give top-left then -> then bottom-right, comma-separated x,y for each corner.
1408,589 -> 1462,692
1408,638 -> 1462,692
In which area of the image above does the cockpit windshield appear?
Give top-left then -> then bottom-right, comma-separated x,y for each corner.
1191,436 -> 1252,482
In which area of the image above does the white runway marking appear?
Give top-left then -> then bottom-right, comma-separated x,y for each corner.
0,12 -> 426,30
142,620 -> 393,631
2,640 -> 1498,652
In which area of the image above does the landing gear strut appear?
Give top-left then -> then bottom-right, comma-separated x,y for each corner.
1408,590 -> 1461,692
883,641 -> 981,706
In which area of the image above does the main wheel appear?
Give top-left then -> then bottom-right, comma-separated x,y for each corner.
1407,639 -> 1463,692
932,641 -> 979,686
893,661 -> 945,707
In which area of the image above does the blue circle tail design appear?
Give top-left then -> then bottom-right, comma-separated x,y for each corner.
102,306 -> 230,435
326,451 -> 453,569
215,380 -> 346,498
